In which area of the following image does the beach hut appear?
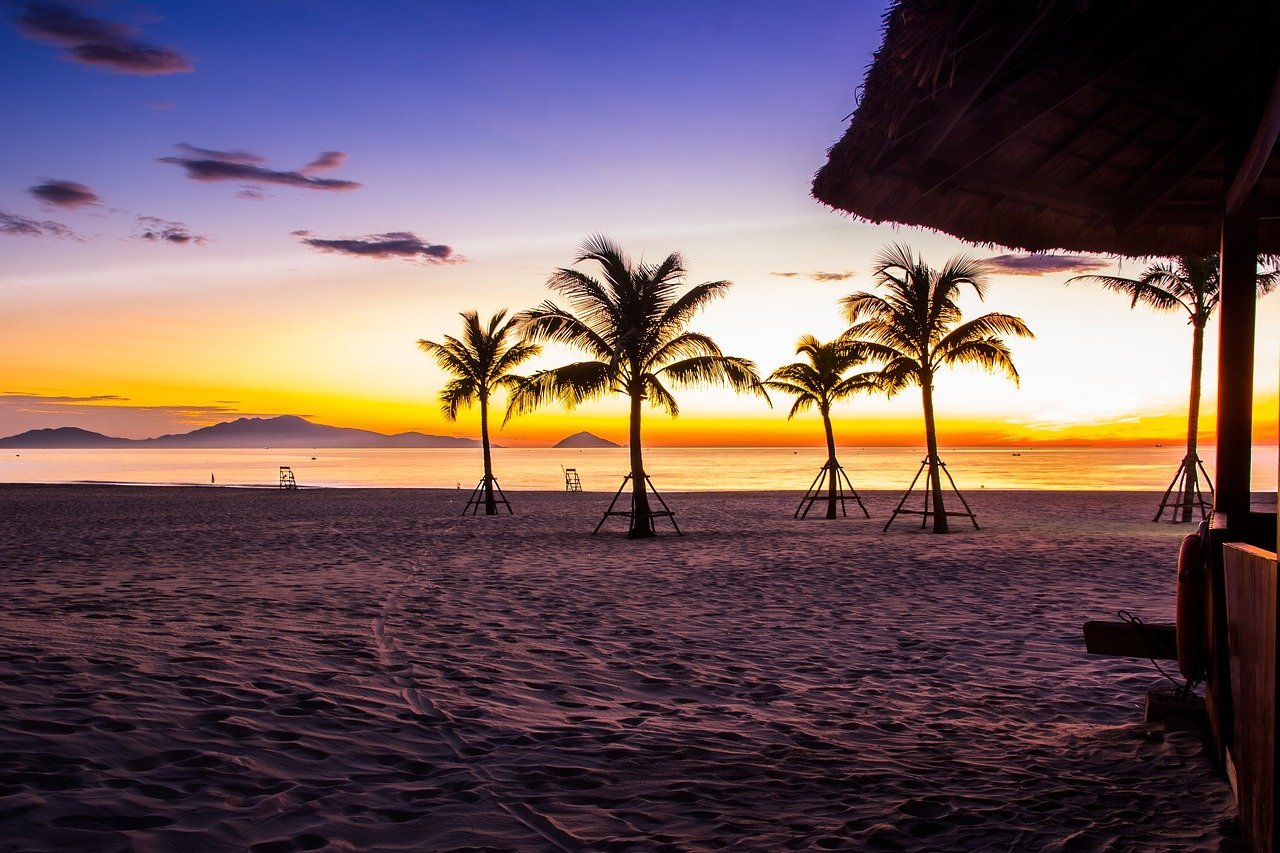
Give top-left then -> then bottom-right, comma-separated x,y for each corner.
811,1 -> 1279,848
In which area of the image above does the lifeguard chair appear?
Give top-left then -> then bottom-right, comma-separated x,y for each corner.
563,467 -> 582,492
278,466 -> 297,489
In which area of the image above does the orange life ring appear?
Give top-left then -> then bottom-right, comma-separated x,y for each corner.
1175,531 -> 1206,682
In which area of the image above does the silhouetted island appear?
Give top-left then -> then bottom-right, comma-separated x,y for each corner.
553,431 -> 621,448
0,415 -> 484,449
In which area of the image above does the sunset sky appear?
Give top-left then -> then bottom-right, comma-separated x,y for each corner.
3,1 -> 1278,448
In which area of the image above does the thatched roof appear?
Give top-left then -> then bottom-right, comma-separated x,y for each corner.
813,0 -> 1280,256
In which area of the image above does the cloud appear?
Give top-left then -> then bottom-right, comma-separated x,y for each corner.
0,393 -> 292,440
236,187 -> 271,200
770,270 -> 857,282
294,230 -> 463,263
147,100 -> 175,110
2,393 -> 127,403
985,254 -> 1111,276
159,144 -> 360,191
13,2 -> 193,75
301,151 -> 346,174
29,178 -> 100,208
0,210 -> 82,239
134,215 -> 207,245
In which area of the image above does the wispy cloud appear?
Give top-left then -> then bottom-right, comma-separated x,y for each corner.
13,2 -> 193,75
985,254 -> 1111,276
0,210 -> 82,239
159,144 -> 361,192
134,215 -> 207,245
29,178 -> 100,208
293,230 -> 463,263
770,270 -> 857,282
2,393 -> 127,403
0,393 -> 285,439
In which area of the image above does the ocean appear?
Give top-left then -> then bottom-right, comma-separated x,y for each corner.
2,445 -> 1277,492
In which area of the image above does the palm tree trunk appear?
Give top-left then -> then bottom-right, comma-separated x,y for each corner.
1181,319 -> 1205,522
479,395 -> 496,515
628,387 -> 654,538
920,374 -> 948,533
822,407 -> 839,519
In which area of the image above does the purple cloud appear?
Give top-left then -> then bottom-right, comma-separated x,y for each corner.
29,178 -> 100,208
294,230 -> 462,263
159,144 -> 360,192
986,254 -> 1111,276
135,215 -> 207,246
13,2 -> 193,75
301,151 -> 346,174
0,210 -> 82,239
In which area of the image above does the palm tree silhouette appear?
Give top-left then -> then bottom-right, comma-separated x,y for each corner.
510,235 -> 764,538
765,336 -> 879,519
1068,255 -> 1278,522
418,310 -> 540,515
843,243 -> 1033,533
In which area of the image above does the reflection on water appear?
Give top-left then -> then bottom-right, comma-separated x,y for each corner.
2,445 -> 1277,492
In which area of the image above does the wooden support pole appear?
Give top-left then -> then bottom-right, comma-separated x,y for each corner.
1215,199 -> 1258,518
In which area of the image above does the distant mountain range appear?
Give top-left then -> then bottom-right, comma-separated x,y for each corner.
553,431 -> 621,448
0,416 -> 485,449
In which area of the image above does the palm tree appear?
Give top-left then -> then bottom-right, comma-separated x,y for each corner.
842,242 -> 1033,533
510,235 -> 764,538
1068,255 -> 1278,522
765,336 -> 879,519
418,310 -> 540,515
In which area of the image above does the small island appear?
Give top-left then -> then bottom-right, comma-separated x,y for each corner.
552,431 -> 621,448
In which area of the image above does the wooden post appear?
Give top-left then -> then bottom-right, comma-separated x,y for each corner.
1215,200 -> 1258,518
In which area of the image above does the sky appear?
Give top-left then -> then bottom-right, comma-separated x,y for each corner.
2,0 -> 1278,448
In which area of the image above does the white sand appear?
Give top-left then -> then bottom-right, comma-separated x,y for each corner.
0,485 -> 1240,850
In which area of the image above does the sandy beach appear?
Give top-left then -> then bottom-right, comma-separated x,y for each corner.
0,485 -> 1241,850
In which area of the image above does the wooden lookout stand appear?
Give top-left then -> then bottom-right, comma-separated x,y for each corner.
795,460 -> 869,519
278,466 -> 297,489
563,467 -> 582,492
813,2 -> 1280,847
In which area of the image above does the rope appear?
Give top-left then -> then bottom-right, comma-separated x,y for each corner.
1116,609 -> 1196,700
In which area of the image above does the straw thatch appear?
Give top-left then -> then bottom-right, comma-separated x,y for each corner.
813,0 -> 1280,256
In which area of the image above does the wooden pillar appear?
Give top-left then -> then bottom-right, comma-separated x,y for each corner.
1215,202 -> 1258,518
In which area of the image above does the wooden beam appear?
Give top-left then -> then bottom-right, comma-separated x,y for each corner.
1227,62 -> 1280,215
910,162 -> 1112,221
1114,120 -> 1222,233
1083,620 -> 1177,660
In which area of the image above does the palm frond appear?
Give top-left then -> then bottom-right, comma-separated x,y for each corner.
1067,273 -> 1186,313
642,374 -> 680,417
936,312 -> 1034,356
650,331 -> 724,368
786,394 -> 816,420
658,354 -> 763,395
937,339 -> 1021,383
491,340 -> 542,376
517,302 -> 614,360
504,361 -> 613,421
439,377 -> 477,421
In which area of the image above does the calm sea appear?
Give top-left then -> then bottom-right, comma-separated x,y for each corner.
2,446 -> 1277,492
